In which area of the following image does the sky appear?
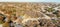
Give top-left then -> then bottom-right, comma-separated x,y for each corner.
0,0 -> 60,2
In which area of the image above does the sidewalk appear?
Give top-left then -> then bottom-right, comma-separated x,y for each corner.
0,24 -> 2,27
